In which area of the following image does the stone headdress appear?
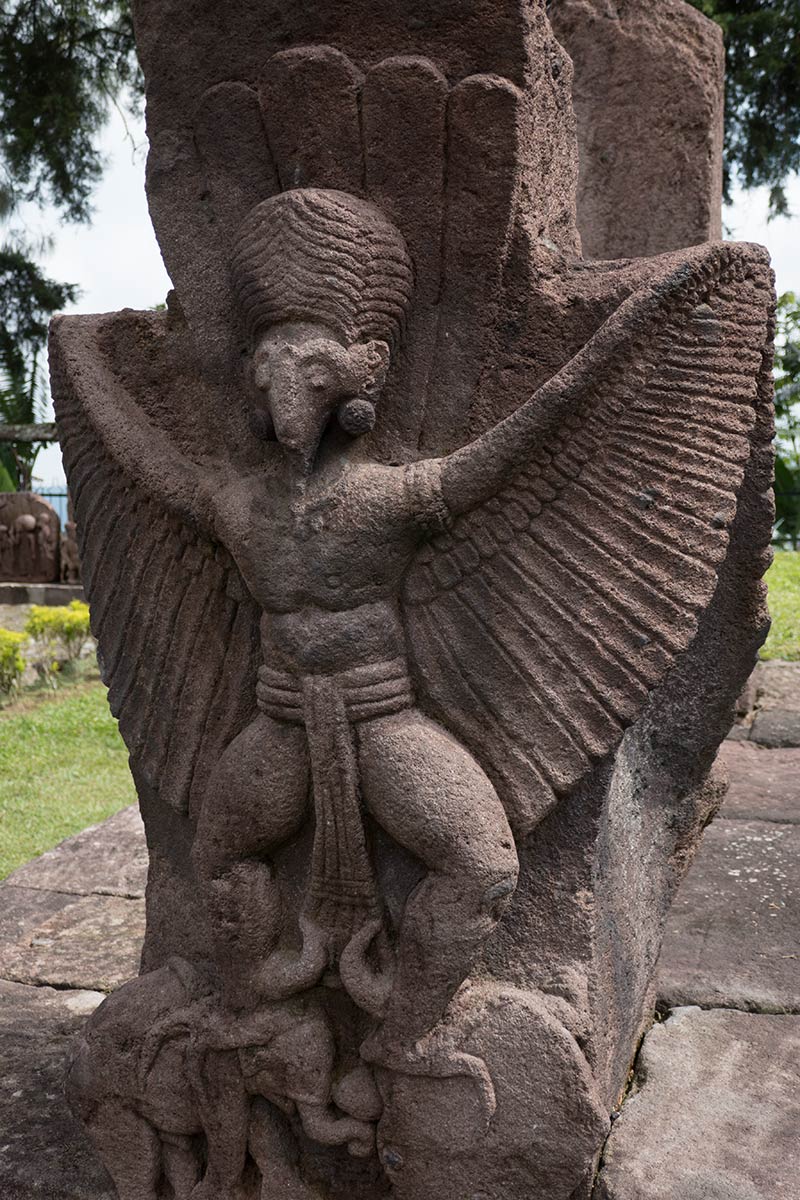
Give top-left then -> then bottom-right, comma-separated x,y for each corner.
231,189 -> 414,348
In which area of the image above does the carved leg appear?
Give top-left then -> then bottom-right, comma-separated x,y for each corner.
248,1098 -> 318,1200
83,1102 -> 161,1200
161,1134 -> 202,1199
356,710 -> 519,1055
191,714 -> 310,1008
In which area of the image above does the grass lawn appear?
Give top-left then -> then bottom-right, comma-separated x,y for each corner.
763,551 -> 800,662
0,678 -> 136,879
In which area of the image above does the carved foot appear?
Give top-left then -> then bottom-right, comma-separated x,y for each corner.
297,1101 -> 375,1159
339,917 -> 395,1018
254,915 -> 329,1000
360,1027 -> 497,1128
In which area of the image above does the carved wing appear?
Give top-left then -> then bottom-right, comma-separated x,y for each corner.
402,244 -> 774,837
50,313 -> 261,820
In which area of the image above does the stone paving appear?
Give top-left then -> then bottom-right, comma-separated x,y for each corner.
0,664 -> 797,1198
0,808 -> 144,1197
603,662 -> 800,1199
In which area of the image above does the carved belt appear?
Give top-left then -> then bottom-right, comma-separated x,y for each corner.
257,659 -> 414,949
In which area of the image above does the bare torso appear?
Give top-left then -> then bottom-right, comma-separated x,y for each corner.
211,455 -> 439,674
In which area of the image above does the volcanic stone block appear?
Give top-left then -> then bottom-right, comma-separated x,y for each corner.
718,742 -> 800,824
5,807 -> 148,900
0,894 -> 144,993
0,980 -> 114,1200
48,1 -> 775,1197
594,1007 -> 800,1200
658,819 -> 800,1013
551,0 -> 725,259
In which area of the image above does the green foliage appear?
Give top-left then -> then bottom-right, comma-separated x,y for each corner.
0,1 -> 140,221
0,458 -> 16,491
0,2 -> 138,485
0,244 -> 77,487
0,627 -> 25,700
25,598 -> 91,666
773,293 -> 800,551
0,680 -> 135,878
762,551 -> 800,661
687,1 -> 800,215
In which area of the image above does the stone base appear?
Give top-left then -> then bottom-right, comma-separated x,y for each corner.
0,582 -> 85,605
594,1008 -> 800,1200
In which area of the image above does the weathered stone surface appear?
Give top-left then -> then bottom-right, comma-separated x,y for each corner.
551,0 -> 724,260
755,661 -> 800,713
594,1007 -> 800,1200
0,493 -> 60,584
6,806 -> 147,899
0,980 -> 114,1200
0,894 -> 144,992
0,885 -> 79,944
718,742 -> 800,823
750,709 -> 800,749
47,0 -> 775,1196
658,819 -> 800,1013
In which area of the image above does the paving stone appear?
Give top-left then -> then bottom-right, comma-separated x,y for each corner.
0,885 -> 80,944
749,708 -> 800,749
754,661 -> 800,713
658,819 -> 800,1013
718,742 -> 800,823
594,1007 -> 800,1200
725,722 -> 752,743
0,980 -> 114,1200
0,894 -> 144,992
5,806 -> 148,899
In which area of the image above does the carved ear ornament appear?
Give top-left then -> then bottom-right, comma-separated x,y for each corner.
337,396 -> 376,435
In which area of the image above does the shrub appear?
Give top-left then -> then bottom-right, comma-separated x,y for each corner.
24,600 -> 92,678
0,629 -> 25,702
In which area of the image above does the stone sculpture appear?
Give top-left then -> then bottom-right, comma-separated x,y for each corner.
60,501 -> 82,584
0,492 -> 60,583
50,2 -> 775,1197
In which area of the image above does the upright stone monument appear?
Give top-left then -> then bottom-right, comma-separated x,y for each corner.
0,492 -> 61,583
50,2 -> 774,1197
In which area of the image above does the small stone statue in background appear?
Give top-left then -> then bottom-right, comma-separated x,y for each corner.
51,2 -> 775,1197
0,494 -> 60,583
60,520 -> 81,584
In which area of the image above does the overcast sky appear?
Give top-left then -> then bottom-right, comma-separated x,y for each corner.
22,109 -> 800,485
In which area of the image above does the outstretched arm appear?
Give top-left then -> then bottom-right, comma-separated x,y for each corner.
438,255 -> 704,518
439,367 -> 582,517
50,316 -> 225,535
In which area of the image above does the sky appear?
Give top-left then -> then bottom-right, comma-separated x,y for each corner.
17,108 -> 800,485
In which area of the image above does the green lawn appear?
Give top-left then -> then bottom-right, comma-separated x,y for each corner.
0,680 -> 136,879
763,551 -> 800,662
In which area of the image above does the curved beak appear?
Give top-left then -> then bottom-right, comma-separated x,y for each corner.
267,380 -> 333,473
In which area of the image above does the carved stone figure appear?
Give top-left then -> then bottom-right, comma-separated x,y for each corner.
0,523 -> 11,577
49,2 -> 775,1198
60,504 -> 82,584
0,492 -> 60,582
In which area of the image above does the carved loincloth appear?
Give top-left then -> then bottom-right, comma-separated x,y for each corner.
257,658 -> 414,950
